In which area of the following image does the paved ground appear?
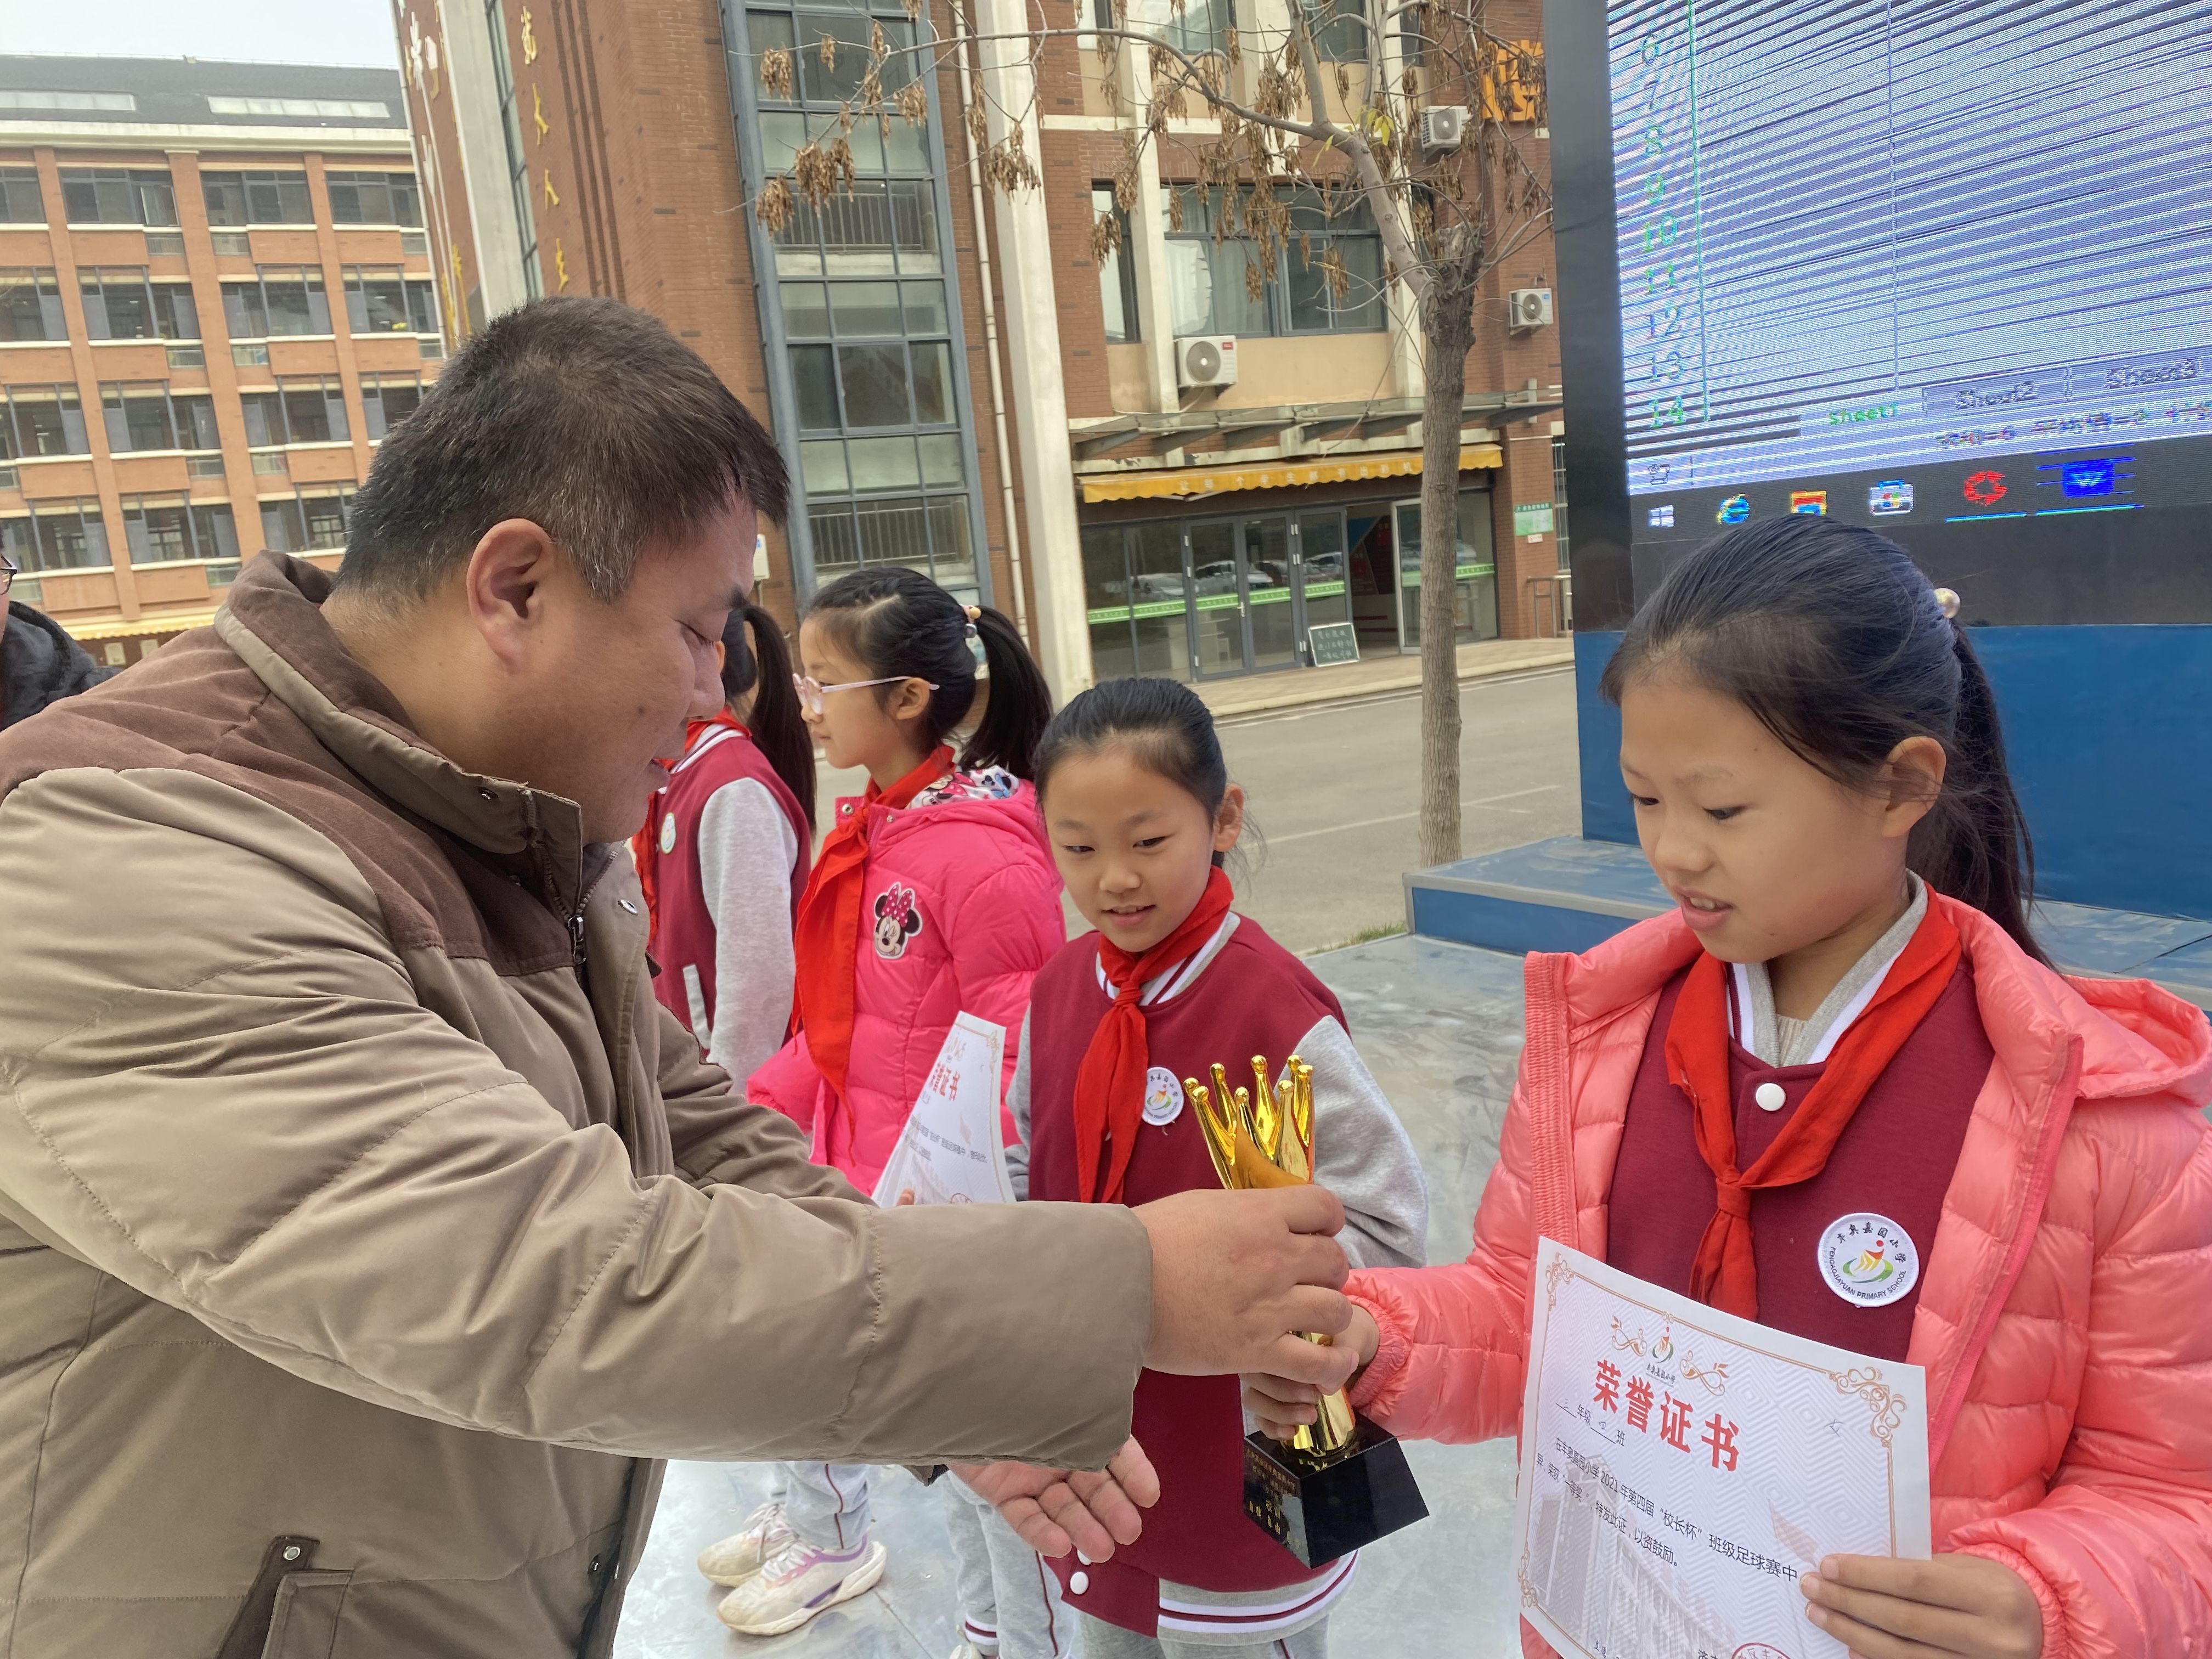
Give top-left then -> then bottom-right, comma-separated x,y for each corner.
815,664 -> 1584,957
1221,665 -> 1582,953
612,933 -> 1532,1659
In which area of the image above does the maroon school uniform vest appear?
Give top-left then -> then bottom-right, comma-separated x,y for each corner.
1607,961 -> 1991,1359
643,724 -> 811,1046
1026,917 -> 1348,1634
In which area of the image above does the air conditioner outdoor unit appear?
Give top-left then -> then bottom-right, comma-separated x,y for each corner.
1419,105 -> 1468,153
1508,287 -> 1554,330
1176,335 -> 1238,388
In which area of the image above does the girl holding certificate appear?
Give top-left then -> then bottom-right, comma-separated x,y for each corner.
1245,516 -> 2212,1659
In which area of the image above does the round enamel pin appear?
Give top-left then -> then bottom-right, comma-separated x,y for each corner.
657,815 -> 678,855
1818,1212 -> 1920,1308
1142,1065 -> 1183,1126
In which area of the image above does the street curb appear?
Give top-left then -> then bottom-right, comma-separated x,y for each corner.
1204,647 -> 1574,724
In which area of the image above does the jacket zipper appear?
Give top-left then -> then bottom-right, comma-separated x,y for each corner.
569,859 -> 616,977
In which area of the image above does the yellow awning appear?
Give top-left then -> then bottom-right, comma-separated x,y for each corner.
66,608 -> 221,641
1079,443 -> 1504,504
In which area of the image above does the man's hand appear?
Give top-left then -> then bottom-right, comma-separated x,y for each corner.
953,1438 -> 1161,1561
1135,1186 -> 1355,1386
1243,1305 -> 1380,1437
1801,1552 -> 2044,1659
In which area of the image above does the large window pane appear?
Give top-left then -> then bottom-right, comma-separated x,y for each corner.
0,169 -> 44,225
1165,240 -> 1214,337
917,432 -> 964,488
154,284 -> 198,339
790,345 -> 839,428
847,435 -> 920,491
831,281 -> 901,337
837,343 -> 911,427
0,269 -> 61,341
240,391 -> 286,447
889,180 -> 939,273
782,280 -> 830,337
202,173 -> 249,227
193,504 -> 240,561
346,268 -> 410,332
925,495 -> 975,589
909,341 -> 950,424
261,499 -> 306,553
800,439 -> 849,493
6,390 -> 87,459
902,280 -> 946,334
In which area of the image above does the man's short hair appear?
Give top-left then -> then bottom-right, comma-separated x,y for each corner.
338,297 -> 788,605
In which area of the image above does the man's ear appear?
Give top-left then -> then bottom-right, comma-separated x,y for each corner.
464,519 -> 564,670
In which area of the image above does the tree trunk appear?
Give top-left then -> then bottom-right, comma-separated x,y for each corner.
1416,246 -> 1479,869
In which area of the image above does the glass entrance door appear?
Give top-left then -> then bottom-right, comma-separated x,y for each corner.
1242,516 -> 1297,670
1296,511 -> 1355,656
1392,490 -> 1500,650
1187,520 -> 1246,676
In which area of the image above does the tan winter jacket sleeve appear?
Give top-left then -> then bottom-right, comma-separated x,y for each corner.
0,768 -> 1153,1469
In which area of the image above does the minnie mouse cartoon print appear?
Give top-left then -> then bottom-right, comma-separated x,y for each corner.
873,883 -> 924,958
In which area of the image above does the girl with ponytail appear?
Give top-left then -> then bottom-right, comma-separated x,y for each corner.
702,567 -> 1068,1637
1244,516 -> 2212,1659
633,600 -> 816,1082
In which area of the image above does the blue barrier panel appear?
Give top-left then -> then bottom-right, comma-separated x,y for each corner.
1573,623 -> 2212,921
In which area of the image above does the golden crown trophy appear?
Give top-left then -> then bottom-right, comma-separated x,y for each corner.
1184,1056 -> 1429,1567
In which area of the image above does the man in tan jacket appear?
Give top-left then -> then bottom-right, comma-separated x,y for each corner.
0,298 -> 1358,1658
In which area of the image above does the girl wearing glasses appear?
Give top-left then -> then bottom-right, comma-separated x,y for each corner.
699,566 -> 1064,1641
629,602 -> 816,1087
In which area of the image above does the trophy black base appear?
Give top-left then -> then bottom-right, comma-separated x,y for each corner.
1243,1418 -> 1429,1568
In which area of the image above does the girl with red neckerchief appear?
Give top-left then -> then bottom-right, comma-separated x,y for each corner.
699,567 -> 1065,1641
1244,517 -> 2212,1659
1010,676 -> 1429,1659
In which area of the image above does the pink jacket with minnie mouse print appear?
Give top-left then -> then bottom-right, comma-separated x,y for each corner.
747,768 -> 1065,1193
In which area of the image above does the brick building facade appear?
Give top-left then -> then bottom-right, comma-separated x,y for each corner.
397,0 -> 1566,695
0,58 -> 444,666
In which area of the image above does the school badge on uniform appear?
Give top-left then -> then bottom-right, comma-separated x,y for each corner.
1818,1212 -> 1920,1308
657,815 -> 678,855
1142,1065 -> 1183,1126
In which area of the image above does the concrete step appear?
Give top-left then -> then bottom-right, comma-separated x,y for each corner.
1406,835 -> 2212,1009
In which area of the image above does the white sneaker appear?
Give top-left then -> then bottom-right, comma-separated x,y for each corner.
715,1536 -> 888,1636
695,1502 -> 793,1587
950,1645 -> 989,1659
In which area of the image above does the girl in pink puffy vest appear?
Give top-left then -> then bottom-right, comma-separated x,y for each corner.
1245,517 -> 2212,1659
699,566 -> 1066,1643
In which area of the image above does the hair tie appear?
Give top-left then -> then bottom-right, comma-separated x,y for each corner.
1933,586 -> 1961,620
961,609 -> 989,676
964,605 -> 981,622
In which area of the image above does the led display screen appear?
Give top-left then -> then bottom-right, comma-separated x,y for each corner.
1552,0 -> 2212,625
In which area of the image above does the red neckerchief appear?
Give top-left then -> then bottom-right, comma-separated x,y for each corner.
789,745 -> 954,1101
630,712 -> 749,938
1666,895 -> 1963,1319
1073,866 -> 1236,1205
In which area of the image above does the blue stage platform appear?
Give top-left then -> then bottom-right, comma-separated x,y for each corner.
1406,835 -> 2212,1010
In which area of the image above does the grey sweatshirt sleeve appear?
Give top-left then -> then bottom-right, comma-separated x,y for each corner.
1004,1008 -> 1032,1202
1296,1013 -> 1429,1271
694,778 -> 800,1086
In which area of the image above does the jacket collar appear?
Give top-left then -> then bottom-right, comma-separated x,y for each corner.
212,552 -> 591,911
